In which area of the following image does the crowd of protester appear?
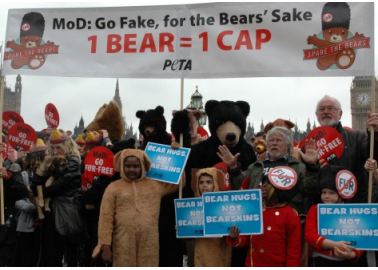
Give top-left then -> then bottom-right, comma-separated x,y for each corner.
0,95 -> 378,267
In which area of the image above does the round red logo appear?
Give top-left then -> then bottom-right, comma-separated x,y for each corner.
322,13 -> 333,23
21,23 -> 30,31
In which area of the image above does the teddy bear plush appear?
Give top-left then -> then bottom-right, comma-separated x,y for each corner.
85,101 -> 124,141
307,2 -> 365,70
251,131 -> 266,161
136,105 -> 183,267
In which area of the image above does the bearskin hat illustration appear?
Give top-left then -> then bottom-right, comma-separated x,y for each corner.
20,12 -> 45,37
321,2 -> 351,30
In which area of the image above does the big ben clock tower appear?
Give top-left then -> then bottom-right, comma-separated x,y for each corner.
351,76 -> 378,132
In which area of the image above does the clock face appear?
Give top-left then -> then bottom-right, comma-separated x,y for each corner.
356,92 -> 371,106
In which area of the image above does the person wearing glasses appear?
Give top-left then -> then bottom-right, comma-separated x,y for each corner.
314,95 -> 378,204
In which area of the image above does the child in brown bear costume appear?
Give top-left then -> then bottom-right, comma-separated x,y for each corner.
193,167 -> 232,267
92,149 -> 185,266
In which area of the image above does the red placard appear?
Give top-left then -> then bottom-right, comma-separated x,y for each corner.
2,111 -> 24,133
299,126 -> 344,165
336,170 -> 357,199
45,103 -> 60,128
8,122 -> 37,152
2,142 -> 8,160
84,146 -> 115,181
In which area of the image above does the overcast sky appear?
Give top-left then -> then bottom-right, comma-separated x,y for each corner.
1,1 -> 377,136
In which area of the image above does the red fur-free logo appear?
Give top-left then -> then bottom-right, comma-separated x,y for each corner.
303,2 -> 370,71
5,12 -> 59,70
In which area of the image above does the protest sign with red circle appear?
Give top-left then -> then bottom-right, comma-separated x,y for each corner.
336,170 -> 357,199
299,126 -> 344,164
45,103 -> 60,128
2,111 -> 24,134
8,122 -> 37,152
84,146 -> 115,181
2,142 -> 8,160
268,166 -> 298,190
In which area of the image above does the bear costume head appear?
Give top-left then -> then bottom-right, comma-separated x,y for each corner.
206,100 -> 250,148
321,2 -> 351,43
85,101 -> 124,141
136,105 -> 172,150
20,12 -> 45,49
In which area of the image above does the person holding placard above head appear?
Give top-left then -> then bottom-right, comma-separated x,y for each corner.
191,167 -> 232,267
218,126 -> 319,215
314,95 -> 378,203
226,174 -> 302,267
305,166 -> 364,267
92,149 -> 185,267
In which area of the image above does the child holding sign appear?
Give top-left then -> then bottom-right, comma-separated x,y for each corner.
92,149 -> 184,267
305,166 -> 364,267
192,168 -> 232,267
227,174 -> 302,267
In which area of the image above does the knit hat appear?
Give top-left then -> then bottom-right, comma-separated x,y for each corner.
27,138 -> 47,153
319,165 -> 344,192
75,134 -> 86,146
20,12 -> 45,37
321,2 -> 351,30
49,128 -> 68,145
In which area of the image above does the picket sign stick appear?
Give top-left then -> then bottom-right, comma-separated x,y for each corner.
368,76 -> 376,204
179,78 -> 184,199
0,76 -> 4,224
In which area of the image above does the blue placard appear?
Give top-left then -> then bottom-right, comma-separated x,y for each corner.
145,142 -> 190,184
175,198 -> 204,238
202,189 -> 263,236
318,204 -> 378,250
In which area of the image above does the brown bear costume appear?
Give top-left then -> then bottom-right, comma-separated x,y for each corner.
92,149 -> 184,266
192,167 -> 232,267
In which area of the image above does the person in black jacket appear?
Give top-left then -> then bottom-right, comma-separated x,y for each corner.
314,95 -> 378,267
31,129 -> 83,267
0,158 -> 28,266
315,95 -> 378,203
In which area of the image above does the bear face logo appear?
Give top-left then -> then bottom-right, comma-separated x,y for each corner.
5,12 -> 59,70
304,2 -> 370,71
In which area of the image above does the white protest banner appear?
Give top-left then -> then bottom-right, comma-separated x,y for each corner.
203,189 -> 263,236
3,2 -> 374,78
145,142 -> 190,184
318,204 -> 378,250
175,198 -> 204,238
